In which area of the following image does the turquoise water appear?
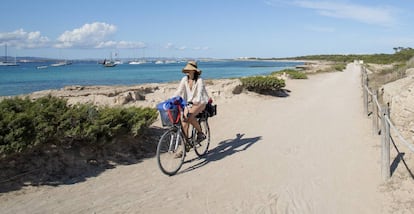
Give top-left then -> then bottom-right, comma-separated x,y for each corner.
0,60 -> 302,96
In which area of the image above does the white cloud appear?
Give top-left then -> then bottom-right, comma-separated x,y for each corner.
55,22 -> 117,48
178,46 -> 187,50
193,46 -> 209,51
95,40 -> 118,49
54,22 -> 147,49
116,41 -> 146,49
165,42 -> 176,49
0,29 -> 50,48
165,42 -> 208,51
293,1 -> 397,27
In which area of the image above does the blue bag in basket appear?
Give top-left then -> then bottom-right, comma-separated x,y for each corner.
157,96 -> 186,126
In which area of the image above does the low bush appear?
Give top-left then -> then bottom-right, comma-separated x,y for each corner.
240,76 -> 285,93
333,63 -> 347,71
273,69 -> 308,79
289,48 -> 414,64
0,96 -> 158,158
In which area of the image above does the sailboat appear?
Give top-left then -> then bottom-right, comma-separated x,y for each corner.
103,58 -> 117,67
129,48 -> 147,65
50,60 -> 72,67
0,44 -> 19,66
50,49 -> 72,67
102,52 -> 117,67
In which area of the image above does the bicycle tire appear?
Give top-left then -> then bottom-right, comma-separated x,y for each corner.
194,119 -> 210,157
156,128 -> 186,176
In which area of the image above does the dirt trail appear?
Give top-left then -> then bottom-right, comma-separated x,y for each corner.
0,63 -> 389,213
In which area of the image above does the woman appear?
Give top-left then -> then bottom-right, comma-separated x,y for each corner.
174,61 -> 209,142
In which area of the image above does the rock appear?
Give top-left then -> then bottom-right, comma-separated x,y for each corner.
22,78 -> 245,107
133,91 -> 146,101
117,92 -> 134,105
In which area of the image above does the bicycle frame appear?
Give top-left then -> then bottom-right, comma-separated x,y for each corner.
165,115 -> 207,153
156,103 -> 211,175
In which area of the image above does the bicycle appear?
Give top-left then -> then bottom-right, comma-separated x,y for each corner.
156,100 -> 216,176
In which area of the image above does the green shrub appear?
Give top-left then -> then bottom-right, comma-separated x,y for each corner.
333,63 -> 346,71
0,96 -> 68,154
273,69 -> 308,79
0,96 -> 158,158
240,76 -> 285,93
288,48 -> 414,64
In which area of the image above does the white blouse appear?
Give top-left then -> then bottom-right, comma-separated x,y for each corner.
174,76 -> 209,104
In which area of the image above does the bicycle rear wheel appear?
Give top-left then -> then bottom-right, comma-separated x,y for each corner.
194,119 -> 210,157
156,129 -> 185,176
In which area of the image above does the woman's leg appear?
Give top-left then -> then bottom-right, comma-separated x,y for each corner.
187,104 -> 206,134
181,120 -> 190,138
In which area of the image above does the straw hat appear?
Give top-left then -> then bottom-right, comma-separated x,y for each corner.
182,61 -> 202,75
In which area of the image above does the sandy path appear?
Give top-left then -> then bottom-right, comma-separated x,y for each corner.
0,63 -> 388,213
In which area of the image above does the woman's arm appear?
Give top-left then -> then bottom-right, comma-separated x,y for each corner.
193,78 -> 208,104
174,76 -> 186,98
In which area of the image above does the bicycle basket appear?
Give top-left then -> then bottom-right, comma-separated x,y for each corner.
159,108 -> 180,127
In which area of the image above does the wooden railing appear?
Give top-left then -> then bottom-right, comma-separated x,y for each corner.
360,63 -> 414,181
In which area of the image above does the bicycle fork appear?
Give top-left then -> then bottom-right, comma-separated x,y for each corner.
168,128 -> 184,152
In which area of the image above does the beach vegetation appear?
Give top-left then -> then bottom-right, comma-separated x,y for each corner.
0,96 -> 157,158
333,63 -> 347,71
272,69 -> 308,79
240,76 -> 286,94
287,48 -> 414,64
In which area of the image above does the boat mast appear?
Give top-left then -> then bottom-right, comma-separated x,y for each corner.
4,43 -> 7,63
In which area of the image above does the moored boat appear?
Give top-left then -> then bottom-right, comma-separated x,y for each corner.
36,65 -> 48,69
50,60 -> 72,67
129,60 -> 147,65
0,44 -> 19,66
103,59 -> 117,67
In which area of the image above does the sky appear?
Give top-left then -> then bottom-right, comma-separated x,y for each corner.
1,0 -> 414,59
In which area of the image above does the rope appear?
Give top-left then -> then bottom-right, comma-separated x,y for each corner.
360,64 -> 414,154
373,96 -> 381,113
364,85 -> 374,96
385,116 -> 414,153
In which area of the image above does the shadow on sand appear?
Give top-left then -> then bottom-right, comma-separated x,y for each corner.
179,133 -> 262,174
0,127 -> 165,193
256,89 -> 291,97
390,136 -> 414,179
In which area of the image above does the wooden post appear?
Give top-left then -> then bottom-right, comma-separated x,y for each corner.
363,76 -> 368,115
381,106 -> 391,181
372,91 -> 379,135
361,67 -> 365,87
361,70 -> 364,86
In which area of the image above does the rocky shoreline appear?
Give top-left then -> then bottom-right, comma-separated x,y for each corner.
25,78 -> 243,108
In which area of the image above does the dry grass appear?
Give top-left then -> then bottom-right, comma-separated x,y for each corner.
366,56 -> 414,90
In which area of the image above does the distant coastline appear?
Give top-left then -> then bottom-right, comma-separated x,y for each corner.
0,60 -> 303,97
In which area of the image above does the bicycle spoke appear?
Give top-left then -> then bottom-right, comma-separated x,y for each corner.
194,119 -> 210,157
156,129 -> 185,175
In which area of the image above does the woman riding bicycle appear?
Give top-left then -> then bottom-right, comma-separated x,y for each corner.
174,61 -> 209,142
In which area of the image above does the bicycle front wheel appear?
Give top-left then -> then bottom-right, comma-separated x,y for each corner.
194,119 -> 210,157
156,129 -> 186,176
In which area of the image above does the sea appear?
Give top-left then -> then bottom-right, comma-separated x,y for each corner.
0,60 -> 303,96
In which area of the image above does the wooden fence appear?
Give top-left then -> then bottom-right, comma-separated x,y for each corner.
360,64 -> 414,181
